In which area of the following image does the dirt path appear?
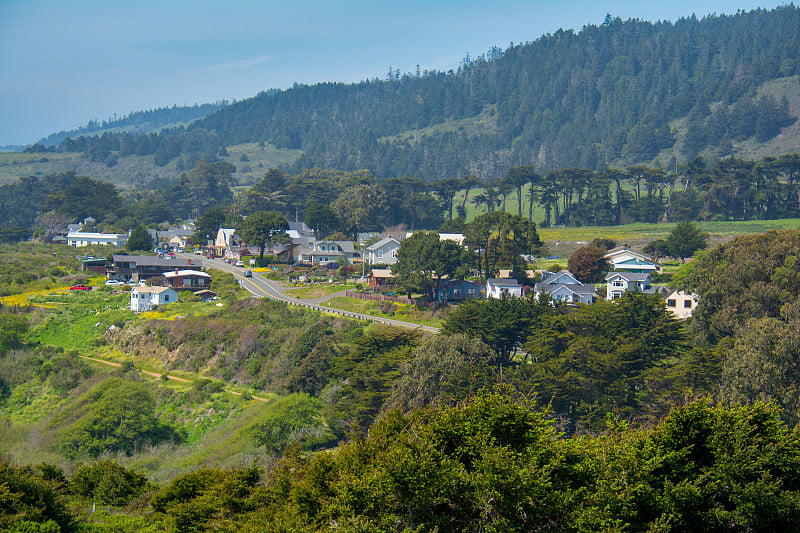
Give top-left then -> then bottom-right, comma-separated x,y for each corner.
78,355 -> 270,402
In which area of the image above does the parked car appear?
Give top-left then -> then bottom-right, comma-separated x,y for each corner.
104,279 -> 125,286
244,270 -> 252,277
69,284 -> 91,291
235,260 -> 244,267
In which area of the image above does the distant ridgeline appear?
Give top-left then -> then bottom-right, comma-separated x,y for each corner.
36,6 -> 800,180
30,101 -> 231,148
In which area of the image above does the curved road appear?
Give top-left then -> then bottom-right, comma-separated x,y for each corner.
185,254 -> 440,334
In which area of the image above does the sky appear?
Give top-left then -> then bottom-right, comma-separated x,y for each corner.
0,0 -> 789,146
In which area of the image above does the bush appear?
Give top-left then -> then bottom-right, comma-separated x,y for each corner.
71,460 -> 149,506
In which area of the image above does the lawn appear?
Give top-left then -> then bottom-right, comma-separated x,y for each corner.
283,283 -> 358,299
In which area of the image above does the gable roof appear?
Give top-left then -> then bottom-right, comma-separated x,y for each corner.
131,286 -> 175,295
487,278 -> 521,287
605,271 -> 651,282
370,269 -> 394,278
545,283 -> 598,295
540,270 -> 581,286
367,237 -> 400,250
604,246 -> 655,263
162,270 -> 212,279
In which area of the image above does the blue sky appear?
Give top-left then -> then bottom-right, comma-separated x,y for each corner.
0,0 -> 788,146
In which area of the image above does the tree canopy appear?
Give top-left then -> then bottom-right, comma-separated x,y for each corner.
236,210 -> 290,258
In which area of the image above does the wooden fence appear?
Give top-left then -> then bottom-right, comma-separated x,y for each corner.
344,290 -> 432,307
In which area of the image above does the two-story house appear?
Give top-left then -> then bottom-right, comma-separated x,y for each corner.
486,278 -> 522,299
534,270 -> 598,304
605,272 -> 668,300
108,255 -> 203,282
365,237 -> 401,265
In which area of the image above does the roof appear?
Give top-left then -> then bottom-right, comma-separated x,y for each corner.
317,240 -> 357,254
112,255 -> 200,268
604,246 -> 655,263
487,278 -> 521,287
370,269 -> 394,278
67,231 -> 126,239
367,237 -> 400,250
131,286 -> 175,295
542,283 -> 598,295
162,270 -> 212,278
540,270 -> 581,286
441,279 -> 483,289
605,271 -> 651,282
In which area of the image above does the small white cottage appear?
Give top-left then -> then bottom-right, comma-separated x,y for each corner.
130,286 -> 178,313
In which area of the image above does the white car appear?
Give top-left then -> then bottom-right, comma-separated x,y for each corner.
105,279 -> 125,286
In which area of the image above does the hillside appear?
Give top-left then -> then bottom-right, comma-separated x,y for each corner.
13,6 -> 792,186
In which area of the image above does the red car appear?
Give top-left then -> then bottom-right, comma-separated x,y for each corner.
69,284 -> 91,291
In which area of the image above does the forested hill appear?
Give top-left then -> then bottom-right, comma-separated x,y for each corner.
54,6 -> 799,181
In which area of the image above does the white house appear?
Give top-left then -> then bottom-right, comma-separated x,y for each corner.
439,233 -> 466,246
486,278 -> 522,299
130,286 -> 178,312
605,272 -> 668,300
534,270 -> 598,304
215,228 -> 238,248
665,290 -> 698,319
365,237 -> 401,265
603,246 -> 663,274
66,231 -> 127,248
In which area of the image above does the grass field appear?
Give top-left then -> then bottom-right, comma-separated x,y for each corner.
283,283 -> 357,299
538,218 -> 800,243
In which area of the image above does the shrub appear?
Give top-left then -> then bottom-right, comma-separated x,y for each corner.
71,460 -> 149,506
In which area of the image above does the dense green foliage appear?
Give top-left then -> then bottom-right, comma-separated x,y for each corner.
677,228 -> 800,427
392,231 -> 472,300
235,210 -> 289,258
126,224 -> 152,252
7,396 -> 800,531
51,377 -> 181,458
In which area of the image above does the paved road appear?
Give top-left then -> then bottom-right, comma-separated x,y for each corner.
184,254 -> 440,334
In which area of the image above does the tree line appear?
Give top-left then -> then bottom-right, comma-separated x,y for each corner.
2,153 -> 800,244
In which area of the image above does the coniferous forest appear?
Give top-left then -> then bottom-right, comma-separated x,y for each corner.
29,6 -> 800,182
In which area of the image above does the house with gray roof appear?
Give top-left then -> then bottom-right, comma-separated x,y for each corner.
108,255 -> 203,282
365,237 -> 401,265
534,270 -> 598,304
298,240 -> 360,265
486,278 -> 522,299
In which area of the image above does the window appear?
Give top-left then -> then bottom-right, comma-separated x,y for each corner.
684,300 -> 693,308
378,250 -> 383,258
612,281 -> 624,287
164,295 -> 169,302
667,299 -> 676,307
